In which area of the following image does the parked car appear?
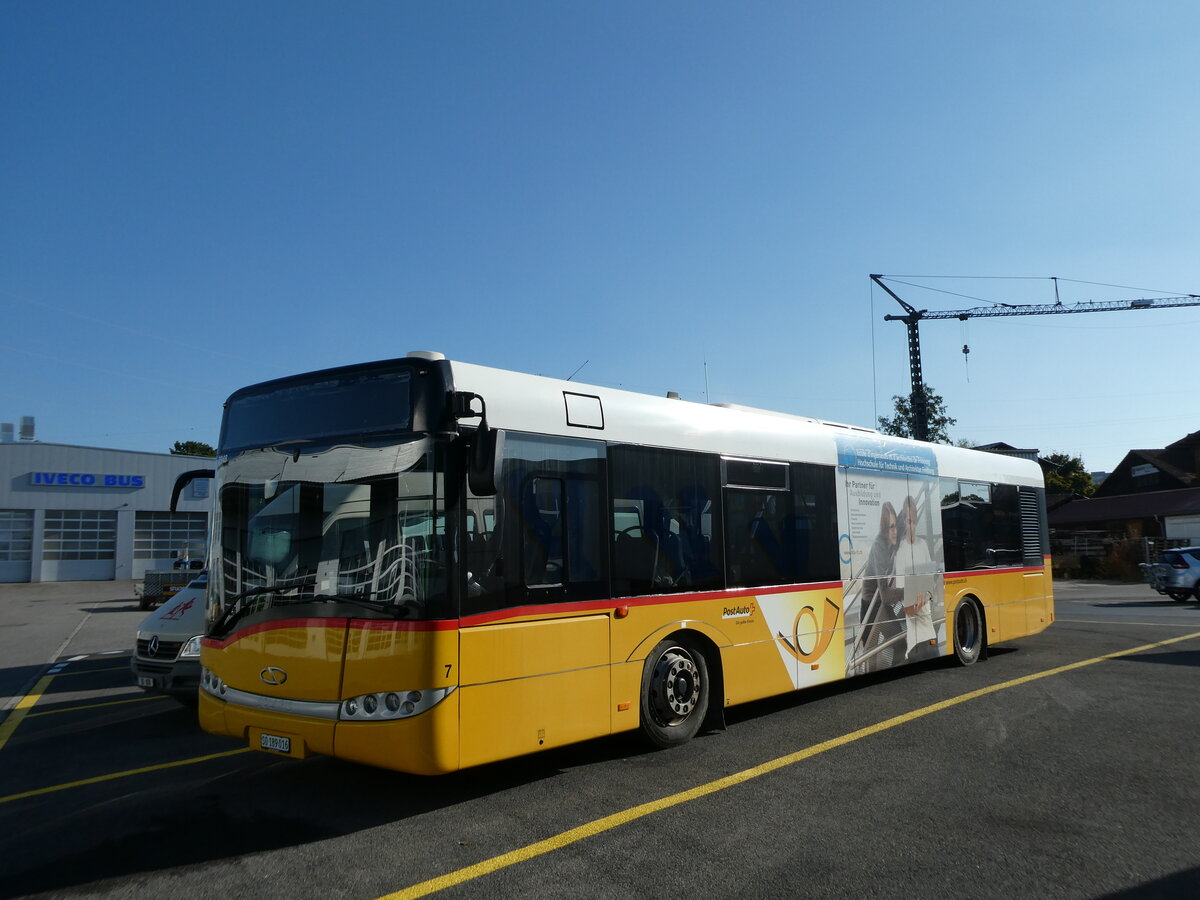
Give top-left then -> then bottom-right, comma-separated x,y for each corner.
1146,548 -> 1200,602
130,573 -> 206,703
172,539 -> 207,571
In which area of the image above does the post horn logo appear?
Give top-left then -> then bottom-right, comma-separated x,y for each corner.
259,666 -> 288,686
776,596 -> 841,663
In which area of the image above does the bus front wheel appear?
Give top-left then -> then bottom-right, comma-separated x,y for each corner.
954,598 -> 984,666
640,638 -> 709,749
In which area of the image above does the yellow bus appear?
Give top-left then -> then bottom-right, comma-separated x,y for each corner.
198,352 -> 1053,774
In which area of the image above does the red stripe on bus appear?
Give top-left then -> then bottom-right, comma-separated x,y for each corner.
201,615 -> 461,648
458,580 -> 845,628
200,567 -> 1047,644
945,565 -> 1047,578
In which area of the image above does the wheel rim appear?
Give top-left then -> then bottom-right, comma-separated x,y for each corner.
648,646 -> 701,727
957,602 -> 980,654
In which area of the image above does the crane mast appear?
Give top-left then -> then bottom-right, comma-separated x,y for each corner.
871,274 -> 1200,442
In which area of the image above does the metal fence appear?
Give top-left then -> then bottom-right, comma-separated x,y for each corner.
1049,532 -> 1194,580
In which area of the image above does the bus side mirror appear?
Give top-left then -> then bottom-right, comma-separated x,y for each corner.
455,391 -> 502,496
171,469 -> 216,512
468,427 -> 504,497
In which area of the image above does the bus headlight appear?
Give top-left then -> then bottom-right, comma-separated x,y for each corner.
180,636 -> 203,658
201,667 -> 227,697
339,686 -> 455,721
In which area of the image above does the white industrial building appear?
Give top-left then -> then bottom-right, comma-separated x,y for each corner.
0,438 -> 212,583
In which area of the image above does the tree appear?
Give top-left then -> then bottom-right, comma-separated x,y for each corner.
1042,452 -> 1095,497
170,440 -> 216,457
877,384 -> 957,444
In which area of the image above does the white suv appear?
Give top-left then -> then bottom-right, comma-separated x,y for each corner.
1147,548 -> 1200,602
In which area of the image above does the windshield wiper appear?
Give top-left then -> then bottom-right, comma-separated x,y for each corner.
302,592 -> 424,619
211,575 -> 317,634
309,593 -> 394,614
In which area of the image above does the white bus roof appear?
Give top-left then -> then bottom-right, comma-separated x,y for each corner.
444,358 -> 1044,489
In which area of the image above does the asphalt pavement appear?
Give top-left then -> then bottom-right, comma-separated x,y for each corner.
0,580 -> 148,716
1,578 -> 1198,899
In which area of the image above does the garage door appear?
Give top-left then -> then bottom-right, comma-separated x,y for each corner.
41,509 -> 117,581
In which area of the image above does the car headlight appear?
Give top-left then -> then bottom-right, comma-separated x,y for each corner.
179,635 -> 203,658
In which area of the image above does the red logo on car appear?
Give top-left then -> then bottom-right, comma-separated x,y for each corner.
161,598 -> 194,620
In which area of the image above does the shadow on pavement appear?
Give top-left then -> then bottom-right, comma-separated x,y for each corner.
1113,648 -> 1200,669
1097,865 -> 1200,898
0,727 -> 650,899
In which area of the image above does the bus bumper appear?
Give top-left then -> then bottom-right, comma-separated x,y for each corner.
198,687 -> 461,775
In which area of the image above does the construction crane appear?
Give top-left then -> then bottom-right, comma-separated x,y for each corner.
871,274 -> 1200,442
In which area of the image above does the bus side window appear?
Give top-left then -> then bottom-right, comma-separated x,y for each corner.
940,477 -> 964,571
522,476 -> 563,586
943,479 -> 1024,569
724,488 -> 793,588
791,462 -> 839,583
465,488 -> 503,602
610,446 -> 721,597
991,484 -> 1022,566
465,433 -> 606,612
613,485 -> 674,594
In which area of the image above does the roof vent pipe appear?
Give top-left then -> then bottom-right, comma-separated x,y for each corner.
666,391 -> 681,400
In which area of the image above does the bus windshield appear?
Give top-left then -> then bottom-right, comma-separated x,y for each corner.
220,366 -> 414,454
209,441 -> 447,632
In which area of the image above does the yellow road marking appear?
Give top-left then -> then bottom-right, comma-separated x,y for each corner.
0,675 -> 56,752
0,660 -> 146,746
380,630 -> 1200,900
0,747 -> 253,805
27,694 -> 167,718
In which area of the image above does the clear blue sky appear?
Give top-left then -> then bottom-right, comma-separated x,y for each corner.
3,1 -> 1198,473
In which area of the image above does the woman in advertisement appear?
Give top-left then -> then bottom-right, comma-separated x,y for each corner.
857,501 -> 904,672
898,493 -> 941,661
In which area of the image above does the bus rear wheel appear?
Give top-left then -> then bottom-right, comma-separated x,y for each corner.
640,638 -> 709,749
954,598 -> 984,666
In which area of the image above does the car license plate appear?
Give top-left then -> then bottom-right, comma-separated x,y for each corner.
260,733 -> 291,753
137,676 -> 155,688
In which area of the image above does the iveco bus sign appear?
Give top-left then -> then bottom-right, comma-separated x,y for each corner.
29,472 -> 146,488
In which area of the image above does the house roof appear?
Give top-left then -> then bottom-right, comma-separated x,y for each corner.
1167,429 -> 1200,451
1129,449 -> 1197,484
975,442 -> 1040,461
1049,486 -> 1200,526
1093,441 -> 1200,498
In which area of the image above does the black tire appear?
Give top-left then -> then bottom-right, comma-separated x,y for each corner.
1169,590 -> 1191,602
953,598 -> 983,666
640,638 -> 709,749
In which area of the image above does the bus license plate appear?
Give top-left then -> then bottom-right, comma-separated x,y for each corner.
260,733 -> 291,753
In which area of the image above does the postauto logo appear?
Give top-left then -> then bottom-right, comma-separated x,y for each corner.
722,601 -> 757,620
